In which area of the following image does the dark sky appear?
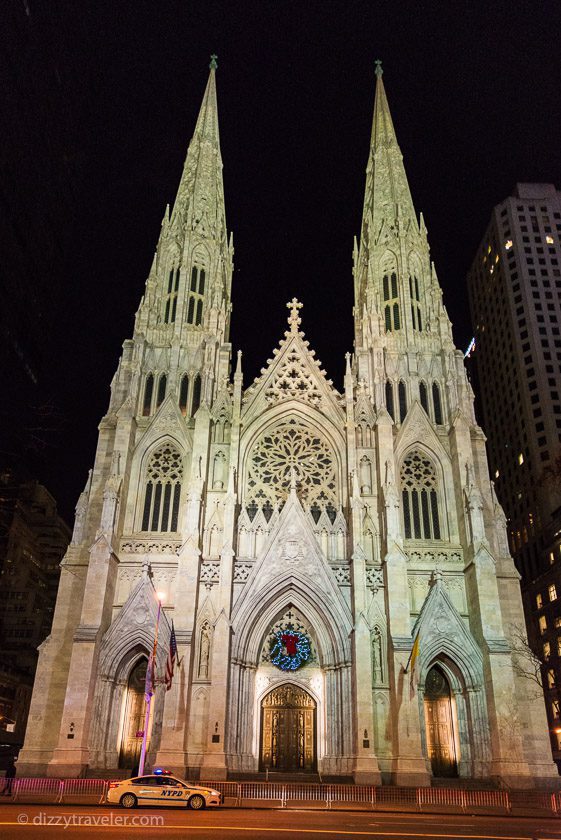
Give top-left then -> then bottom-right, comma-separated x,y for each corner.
3,0 -> 561,523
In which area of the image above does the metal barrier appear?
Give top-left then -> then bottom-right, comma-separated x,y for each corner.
3,777 -> 561,816
59,779 -> 108,804
12,778 -> 63,801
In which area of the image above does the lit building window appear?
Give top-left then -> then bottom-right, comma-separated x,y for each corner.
551,552 -> 556,566
555,617 -> 561,628
518,452 -> 524,465
544,641 -> 551,660
550,584 -> 558,602
546,235 -> 554,244
505,239 -> 513,250
548,669 -> 556,688
539,615 -> 548,635
537,593 -> 543,609
553,699 -> 560,719
557,636 -> 561,656
495,469 -> 500,479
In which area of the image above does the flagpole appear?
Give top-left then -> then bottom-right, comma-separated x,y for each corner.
138,595 -> 162,776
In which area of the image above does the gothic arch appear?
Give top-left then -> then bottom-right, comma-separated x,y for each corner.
124,432 -> 188,534
395,418 -> 459,542
232,577 -> 352,668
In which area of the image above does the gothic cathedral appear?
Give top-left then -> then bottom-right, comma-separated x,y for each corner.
19,60 -> 556,786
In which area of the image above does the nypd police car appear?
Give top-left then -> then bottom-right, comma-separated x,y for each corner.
107,772 -> 223,809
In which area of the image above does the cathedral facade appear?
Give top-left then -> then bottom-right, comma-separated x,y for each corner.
19,60 -> 556,786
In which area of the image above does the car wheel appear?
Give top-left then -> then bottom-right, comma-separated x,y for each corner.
120,793 -> 137,809
188,794 -> 205,810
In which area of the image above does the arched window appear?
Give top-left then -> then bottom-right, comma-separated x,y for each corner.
156,374 -> 167,409
164,267 -> 180,324
142,374 -> 154,416
382,272 -> 400,332
141,442 -> 183,532
179,374 -> 189,416
409,275 -> 422,331
400,450 -> 441,540
419,381 -> 429,415
385,380 -> 395,421
191,375 -> 202,416
432,382 -> 443,424
187,266 -> 205,326
398,381 -> 407,423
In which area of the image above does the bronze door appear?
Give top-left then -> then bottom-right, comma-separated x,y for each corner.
119,659 -> 148,769
261,684 -> 316,771
424,665 -> 458,777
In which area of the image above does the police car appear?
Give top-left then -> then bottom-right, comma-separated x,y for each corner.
107,771 -> 223,809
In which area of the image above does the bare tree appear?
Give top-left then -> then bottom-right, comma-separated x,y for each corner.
509,623 -> 544,696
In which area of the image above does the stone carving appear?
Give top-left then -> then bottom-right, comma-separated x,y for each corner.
198,621 -> 211,679
233,562 -> 253,583
200,560 -> 220,589
366,566 -> 383,593
331,565 -> 351,585
120,540 -> 182,555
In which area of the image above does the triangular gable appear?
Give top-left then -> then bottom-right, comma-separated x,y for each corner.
135,392 -> 193,452
411,572 -> 482,688
395,400 -> 449,464
232,486 -> 352,631
99,574 -> 171,678
242,323 -> 343,425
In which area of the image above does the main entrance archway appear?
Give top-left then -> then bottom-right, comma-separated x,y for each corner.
424,665 -> 458,777
260,684 -> 316,772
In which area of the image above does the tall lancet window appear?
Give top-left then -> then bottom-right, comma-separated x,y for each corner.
400,450 -> 441,541
141,443 -> 183,532
383,272 -> 400,331
385,380 -> 395,421
164,267 -> 180,324
156,374 -> 167,409
191,374 -> 202,416
432,382 -> 443,425
187,266 -> 205,326
179,374 -> 189,416
142,374 -> 154,416
409,276 -> 422,331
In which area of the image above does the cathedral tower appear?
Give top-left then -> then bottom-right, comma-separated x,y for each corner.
19,60 -> 557,787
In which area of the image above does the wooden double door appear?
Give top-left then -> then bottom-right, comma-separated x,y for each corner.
424,665 -> 458,778
260,684 -> 316,772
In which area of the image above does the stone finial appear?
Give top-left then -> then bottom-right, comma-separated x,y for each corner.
209,54 -> 218,70
286,297 -> 303,332
374,59 -> 383,79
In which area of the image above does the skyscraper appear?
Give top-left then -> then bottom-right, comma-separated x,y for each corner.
467,182 -> 561,766
18,61 -> 556,787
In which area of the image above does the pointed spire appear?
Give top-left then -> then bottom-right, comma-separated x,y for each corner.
193,55 -> 220,146
365,60 -> 415,222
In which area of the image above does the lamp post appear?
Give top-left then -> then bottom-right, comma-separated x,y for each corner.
138,591 -> 165,776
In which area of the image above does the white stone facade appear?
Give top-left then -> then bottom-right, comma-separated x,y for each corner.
18,62 -> 557,786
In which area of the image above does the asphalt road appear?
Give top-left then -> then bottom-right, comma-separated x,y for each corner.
2,804 -> 561,840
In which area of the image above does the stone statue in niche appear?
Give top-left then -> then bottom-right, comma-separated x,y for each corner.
198,623 -> 211,679
372,627 -> 384,684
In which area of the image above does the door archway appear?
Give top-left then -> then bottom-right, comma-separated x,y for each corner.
424,665 -> 458,777
260,684 -> 316,772
118,657 -> 150,770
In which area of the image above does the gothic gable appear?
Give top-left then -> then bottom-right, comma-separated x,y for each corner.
242,301 -> 343,425
135,393 -> 193,453
412,571 -> 483,689
395,400 -> 448,464
232,486 -> 352,658
98,573 -> 171,679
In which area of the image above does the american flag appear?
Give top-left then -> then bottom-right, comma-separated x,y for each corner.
165,622 -> 178,691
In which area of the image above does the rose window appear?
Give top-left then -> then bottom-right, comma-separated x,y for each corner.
246,418 -> 337,512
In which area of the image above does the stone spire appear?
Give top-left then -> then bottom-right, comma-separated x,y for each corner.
134,56 -> 233,348
170,55 -> 226,244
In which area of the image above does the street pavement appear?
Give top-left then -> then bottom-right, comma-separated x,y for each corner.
2,803 -> 561,839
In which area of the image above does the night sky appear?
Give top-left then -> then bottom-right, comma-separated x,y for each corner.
3,0 -> 561,523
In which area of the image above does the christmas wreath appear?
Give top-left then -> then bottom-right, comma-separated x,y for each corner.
269,626 -> 311,671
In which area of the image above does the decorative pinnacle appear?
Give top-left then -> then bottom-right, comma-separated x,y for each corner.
287,297 -> 303,332
209,54 -> 218,70
374,59 -> 383,79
